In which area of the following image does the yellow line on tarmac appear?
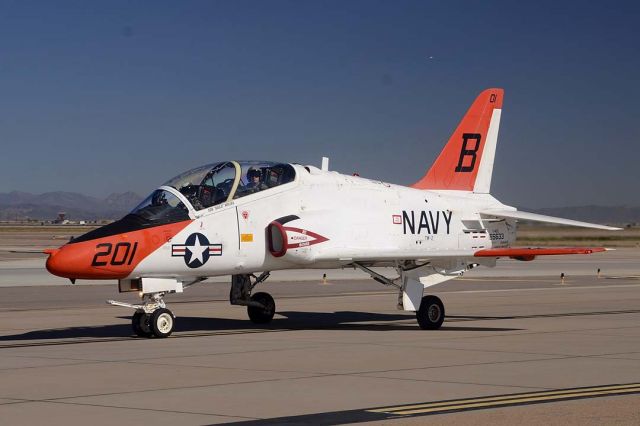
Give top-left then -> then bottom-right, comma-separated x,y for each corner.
367,383 -> 640,415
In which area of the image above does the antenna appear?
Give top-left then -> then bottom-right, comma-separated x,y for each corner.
321,157 -> 329,171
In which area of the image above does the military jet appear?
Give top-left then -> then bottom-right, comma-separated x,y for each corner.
45,88 -> 619,338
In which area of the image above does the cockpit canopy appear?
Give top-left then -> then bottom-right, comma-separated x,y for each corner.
164,161 -> 296,211
129,161 -> 295,226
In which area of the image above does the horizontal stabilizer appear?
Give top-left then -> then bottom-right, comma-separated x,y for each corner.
480,209 -> 621,231
475,247 -> 607,261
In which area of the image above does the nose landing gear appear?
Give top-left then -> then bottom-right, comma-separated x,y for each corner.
150,308 -> 175,338
108,293 -> 176,338
131,311 -> 153,337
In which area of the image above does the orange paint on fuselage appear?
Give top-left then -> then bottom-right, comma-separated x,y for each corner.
46,220 -> 192,280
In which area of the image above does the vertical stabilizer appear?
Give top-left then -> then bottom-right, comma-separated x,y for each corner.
412,88 -> 503,192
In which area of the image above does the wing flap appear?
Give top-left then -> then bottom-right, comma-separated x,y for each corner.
480,209 -> 621,231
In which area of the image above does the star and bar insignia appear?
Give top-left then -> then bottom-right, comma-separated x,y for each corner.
171,232 -> 222,268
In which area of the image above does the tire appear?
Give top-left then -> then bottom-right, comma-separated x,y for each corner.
247,292 -> 276,324
150,308 -> 175,338
132,311 -> 153,338
416,295 -> 445,330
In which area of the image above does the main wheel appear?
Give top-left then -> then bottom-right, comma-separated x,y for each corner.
150,308 -> 175,338
132,311 -> 153,337
247,292 -> 276,324
416,295 -> 445,330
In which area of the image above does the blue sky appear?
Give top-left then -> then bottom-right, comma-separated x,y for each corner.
0,0 -> 638,207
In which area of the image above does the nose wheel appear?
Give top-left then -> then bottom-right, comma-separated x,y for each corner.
131,308 -> 175,338
132,311 -> 153,337
109,293 -> 176,339
150,308 -> 175,338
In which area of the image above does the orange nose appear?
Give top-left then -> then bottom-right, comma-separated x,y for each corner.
45,243 -> 129,280
45,247 -> 68,278
45,245 -> 84,279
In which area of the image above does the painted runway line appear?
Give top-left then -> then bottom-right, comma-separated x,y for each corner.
367,383 -> 640,415
226,383 -> 640,425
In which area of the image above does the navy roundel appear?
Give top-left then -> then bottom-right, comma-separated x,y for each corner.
171,232 -> 222,268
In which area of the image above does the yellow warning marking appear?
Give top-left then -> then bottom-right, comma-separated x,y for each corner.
367,383 -> 640,415
240,233 -> 254,242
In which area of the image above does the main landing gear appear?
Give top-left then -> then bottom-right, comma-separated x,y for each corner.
352,262 -> 447,330
230,272 -> 276,324
416,295 -> 445,330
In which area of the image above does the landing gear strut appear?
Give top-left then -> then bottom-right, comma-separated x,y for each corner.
352,262 -> 447,330
230,272 -> 276,324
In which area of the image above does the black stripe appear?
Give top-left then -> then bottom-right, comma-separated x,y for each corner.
69,215 -> 190,244
274,214 -> 300,225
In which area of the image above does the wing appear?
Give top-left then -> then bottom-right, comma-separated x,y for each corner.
480,209 -> 621,231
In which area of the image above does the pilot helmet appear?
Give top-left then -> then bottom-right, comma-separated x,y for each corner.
247,167 -> 261,180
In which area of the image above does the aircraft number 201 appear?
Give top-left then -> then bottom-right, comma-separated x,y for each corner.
91,242 -> 139,267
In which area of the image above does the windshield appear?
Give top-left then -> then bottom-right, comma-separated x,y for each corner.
129,189 -> 190,224
163,163 -> 217,192
163,161 -> 296,211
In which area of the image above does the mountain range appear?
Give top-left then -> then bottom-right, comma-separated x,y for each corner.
1,191 -> 639,225
0,191 -> 143,221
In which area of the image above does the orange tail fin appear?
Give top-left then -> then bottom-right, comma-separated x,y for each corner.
412,88 -> 503,192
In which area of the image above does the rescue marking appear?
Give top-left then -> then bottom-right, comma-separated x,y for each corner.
283,227 -> 329,249
171,232 -> 221,268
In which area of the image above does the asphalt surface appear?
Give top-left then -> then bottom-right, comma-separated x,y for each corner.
1,267 -> 639,424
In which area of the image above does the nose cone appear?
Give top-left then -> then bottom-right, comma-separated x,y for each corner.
45,245 -> 81,279
45,242 -> 129,280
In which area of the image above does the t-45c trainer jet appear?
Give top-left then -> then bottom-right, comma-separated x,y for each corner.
45,88 -> 619,338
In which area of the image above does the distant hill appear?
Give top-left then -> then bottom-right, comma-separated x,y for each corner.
0,191 -> 143,221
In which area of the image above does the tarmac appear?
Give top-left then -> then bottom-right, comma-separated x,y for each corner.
0,251 -> 639,424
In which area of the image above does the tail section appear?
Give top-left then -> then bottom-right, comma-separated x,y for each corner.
412,88 -> 503,192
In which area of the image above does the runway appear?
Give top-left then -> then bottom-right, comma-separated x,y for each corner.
1,266 -> 639,424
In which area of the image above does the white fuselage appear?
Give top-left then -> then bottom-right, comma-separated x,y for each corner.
130,164 -> 516,281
